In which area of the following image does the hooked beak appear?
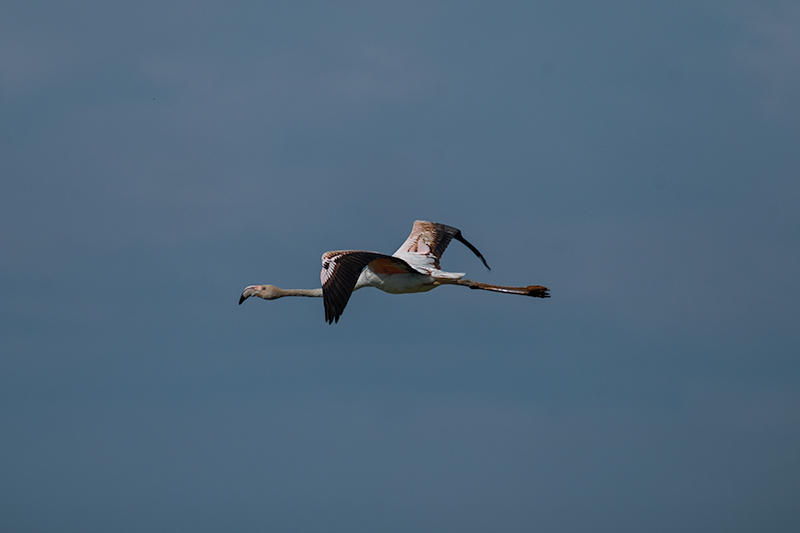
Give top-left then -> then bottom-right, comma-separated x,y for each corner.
239,285 -> 261,305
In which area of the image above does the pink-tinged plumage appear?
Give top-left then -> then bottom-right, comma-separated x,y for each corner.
239,220 -> 549,324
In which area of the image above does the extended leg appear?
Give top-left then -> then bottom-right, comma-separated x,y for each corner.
447,279 -> 550,298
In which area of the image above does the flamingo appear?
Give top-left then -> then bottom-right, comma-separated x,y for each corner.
239,220 -> 550,323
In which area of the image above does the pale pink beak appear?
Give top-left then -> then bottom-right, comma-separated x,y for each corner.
238,285 -> 261,305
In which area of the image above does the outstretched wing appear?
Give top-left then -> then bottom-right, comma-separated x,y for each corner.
320,250 -> 414,324
394,220 -> 490,270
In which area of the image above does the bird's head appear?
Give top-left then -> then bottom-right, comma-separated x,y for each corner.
238,284 -> 282,304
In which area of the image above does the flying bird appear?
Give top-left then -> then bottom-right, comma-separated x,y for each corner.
239,220 -> 550,323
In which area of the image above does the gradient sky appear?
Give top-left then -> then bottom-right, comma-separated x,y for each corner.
2,1 -> 799,532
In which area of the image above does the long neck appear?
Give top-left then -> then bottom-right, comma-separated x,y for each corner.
277,287 -> 323,298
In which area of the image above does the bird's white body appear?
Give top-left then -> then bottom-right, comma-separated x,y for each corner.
355,250 -> 465,294
356,269 -> 436,294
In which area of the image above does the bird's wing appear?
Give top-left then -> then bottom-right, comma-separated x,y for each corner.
393,220 -> 490,270
320,250 -> 414,324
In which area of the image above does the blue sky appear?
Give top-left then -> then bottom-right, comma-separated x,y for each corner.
2,1 -> 799,531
